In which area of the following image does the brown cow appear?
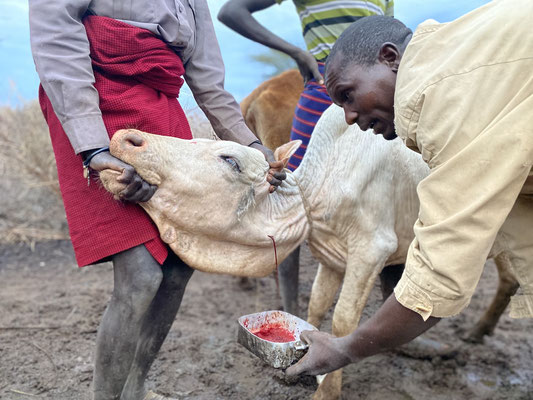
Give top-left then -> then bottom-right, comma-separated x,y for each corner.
240,69 -> 303,151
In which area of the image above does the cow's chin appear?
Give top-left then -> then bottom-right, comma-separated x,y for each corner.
99,169 -> 127,199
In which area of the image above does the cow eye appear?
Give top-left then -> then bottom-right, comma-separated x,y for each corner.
220,155 -> 241,173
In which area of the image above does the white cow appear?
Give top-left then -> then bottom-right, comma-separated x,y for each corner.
100,105 -> 517,400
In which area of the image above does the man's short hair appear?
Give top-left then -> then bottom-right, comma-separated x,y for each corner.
327,16 -> 412,71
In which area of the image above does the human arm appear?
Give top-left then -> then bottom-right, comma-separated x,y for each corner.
217,0 -> 322,84
29,0 -> 109,154
29,0 -> 157,201
286,294 -> 439,376
183,0 -> 285,189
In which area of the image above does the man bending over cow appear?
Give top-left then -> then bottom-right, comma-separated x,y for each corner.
287,0 -> 533,377
29,1 -> 285,399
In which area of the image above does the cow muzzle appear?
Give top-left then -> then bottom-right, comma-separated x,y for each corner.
112,129 -> 147,154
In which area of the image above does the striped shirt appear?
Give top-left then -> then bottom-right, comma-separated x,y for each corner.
287,62 -> 331,170
278,0 -> 394,60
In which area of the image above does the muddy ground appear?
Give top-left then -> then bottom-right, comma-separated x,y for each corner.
1,240 -> 532,400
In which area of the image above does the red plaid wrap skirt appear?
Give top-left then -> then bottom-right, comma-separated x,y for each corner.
39,15 -> 192,267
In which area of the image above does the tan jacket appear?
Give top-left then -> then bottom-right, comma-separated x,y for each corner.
393,0 -> 533,319
29,0 -> 256,154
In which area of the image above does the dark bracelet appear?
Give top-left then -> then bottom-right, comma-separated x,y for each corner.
82,147 -> 110,168
248,139 -> 262,147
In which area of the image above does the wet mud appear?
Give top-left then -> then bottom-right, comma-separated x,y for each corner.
1,240 -> 532,399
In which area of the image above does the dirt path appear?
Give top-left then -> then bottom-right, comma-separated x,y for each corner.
1,240 -> 532,399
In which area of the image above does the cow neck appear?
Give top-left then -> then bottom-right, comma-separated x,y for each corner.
293,175 -> 313,239
292,116 -> 337,229
263,172 -> 309,246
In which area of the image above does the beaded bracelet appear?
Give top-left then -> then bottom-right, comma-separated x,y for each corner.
248,139 -> 262,147
82,147 -> 109,186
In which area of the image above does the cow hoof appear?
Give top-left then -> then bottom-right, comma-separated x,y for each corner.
463,332 -> 485,344
463,326 -> 491,344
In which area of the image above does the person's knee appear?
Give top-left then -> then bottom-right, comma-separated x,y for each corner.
112,246 -> 164,304
131,264 -> 164,294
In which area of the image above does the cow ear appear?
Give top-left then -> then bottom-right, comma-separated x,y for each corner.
274,140 -> 301,168
161,226 -> 177,244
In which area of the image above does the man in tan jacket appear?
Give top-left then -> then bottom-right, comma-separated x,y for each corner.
287,0 -> 533,377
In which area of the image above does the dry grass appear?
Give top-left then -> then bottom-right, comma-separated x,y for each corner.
0,101 -> 67,244
0,101 -> 216,245
186,108 -> 220,141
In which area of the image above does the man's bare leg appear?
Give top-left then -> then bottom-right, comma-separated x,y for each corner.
93,245 -> 165,400
121,251 -> 193,399
278,246 -> 300,316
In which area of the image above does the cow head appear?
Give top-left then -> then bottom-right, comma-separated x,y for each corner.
100,129 -> 303,277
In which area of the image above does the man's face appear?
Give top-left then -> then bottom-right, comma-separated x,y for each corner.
326,56 -> 398,140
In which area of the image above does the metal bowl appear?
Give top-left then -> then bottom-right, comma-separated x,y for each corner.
237,310 -> 317,369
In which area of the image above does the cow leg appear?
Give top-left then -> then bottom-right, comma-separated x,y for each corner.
307,263 -> 343,329
466,252 -> 519,343
121,251 -> 193,400
278,246 -> 300,316
313,248 -> 389,400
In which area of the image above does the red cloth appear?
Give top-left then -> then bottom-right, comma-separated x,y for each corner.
39,15 -> 192,267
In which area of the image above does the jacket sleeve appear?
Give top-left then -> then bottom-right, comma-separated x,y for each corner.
394,70 -> 533,320
182,0 -> 257,145
29,0 -> 110,154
